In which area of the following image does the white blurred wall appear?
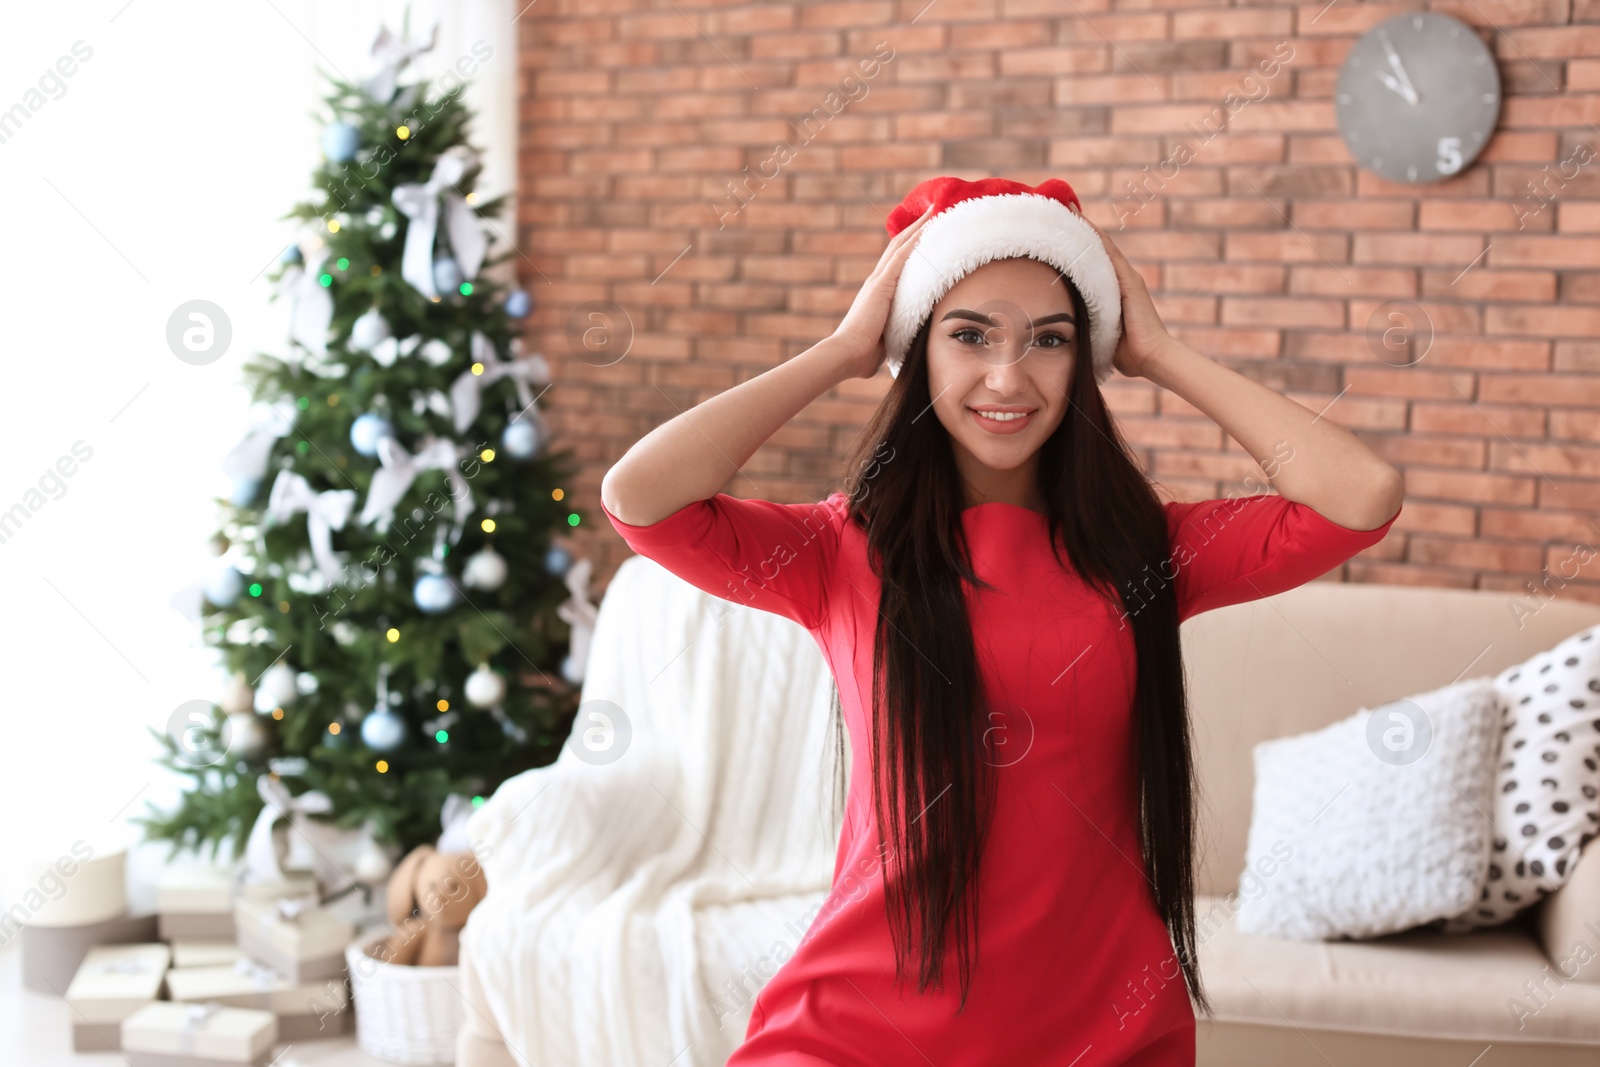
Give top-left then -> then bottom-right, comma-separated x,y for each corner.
0,0 -> 517,913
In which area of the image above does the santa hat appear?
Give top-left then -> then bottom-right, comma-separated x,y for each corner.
882,176 -> 1122,384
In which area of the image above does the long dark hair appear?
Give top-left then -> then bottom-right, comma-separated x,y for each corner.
824,269 -> 1212,1016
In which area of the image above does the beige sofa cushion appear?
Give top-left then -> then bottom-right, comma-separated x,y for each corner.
1195,893 -> 1600,1045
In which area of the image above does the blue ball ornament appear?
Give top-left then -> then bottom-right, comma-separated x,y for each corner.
228,475 -> 261,508
321,121 -> 360,163
433,257 -> 462,295
502,419 -> 539,460
279,244 -> 303,267
203,565 -> 243,607
360,707 -> 405,752
545,546 -> 572,576
413,573 -> 458,614
503,289 -> 530,318
350,413 -> 394,458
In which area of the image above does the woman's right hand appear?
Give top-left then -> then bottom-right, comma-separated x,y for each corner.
828,203 -> 938,379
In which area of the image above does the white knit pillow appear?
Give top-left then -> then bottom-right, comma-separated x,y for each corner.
1234,677 -> 1501,941
1442,623 -> 1600,932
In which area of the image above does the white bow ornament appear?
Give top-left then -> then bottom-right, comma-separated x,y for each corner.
435,793 -> 476,853
221,400 -> 295,486
450,332 -> 549,433
277,251 -> 335,357
392,146 -> 487,300
557,557 -> 599,685
243,774 -> 339,888
362,20 -> 439,105
359,435 -> 474,540
265,470 -> 357,586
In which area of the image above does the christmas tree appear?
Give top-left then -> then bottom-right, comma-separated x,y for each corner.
139,22 -> 581,866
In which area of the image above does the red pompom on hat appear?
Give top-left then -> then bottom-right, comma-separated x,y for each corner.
882,176 -> 1123,384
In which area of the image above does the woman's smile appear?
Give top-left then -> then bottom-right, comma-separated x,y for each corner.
968,404 -> 1037,434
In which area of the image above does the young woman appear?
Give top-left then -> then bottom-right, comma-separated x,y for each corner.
599,177 -> 1404,1066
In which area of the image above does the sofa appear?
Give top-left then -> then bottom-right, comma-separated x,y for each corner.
457,556 -> 1600,1066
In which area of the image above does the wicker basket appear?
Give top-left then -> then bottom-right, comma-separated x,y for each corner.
345,928 -> 465,1065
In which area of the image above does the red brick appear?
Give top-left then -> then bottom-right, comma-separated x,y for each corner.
1405,468 -> 1539,506
1490,441 -> 1600,478
1173,8 -> 1294,37
1480,373 -> 1600,406
1410,537 -> 1547,572
1291,200 -> 1415,230
1221,296 -> 1344,328
1488,304 -> 1600,338
1226,232 -> 1348,263
1289,266 -> 1416,298
1346,367 -> 1478,401
1420,268 -> 1557,303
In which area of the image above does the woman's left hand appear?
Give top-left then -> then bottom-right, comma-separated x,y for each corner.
1077,212 -> 1178,380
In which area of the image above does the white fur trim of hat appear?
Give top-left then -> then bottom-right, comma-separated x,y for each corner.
882,179 -> 1123,384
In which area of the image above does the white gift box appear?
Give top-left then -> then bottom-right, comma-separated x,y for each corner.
158,869 -> 319,941
121,1000 -> 277,1066
64,943 -> 170,1051
168,959 -> 352,1041
170,941 -> 245,969
155,868 -> 236,914
21,909 -> 158,995
233,896 -> 352,983
167,958 -> 350,1014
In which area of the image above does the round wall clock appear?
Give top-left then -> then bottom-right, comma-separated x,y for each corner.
1335,11 -> 1501,184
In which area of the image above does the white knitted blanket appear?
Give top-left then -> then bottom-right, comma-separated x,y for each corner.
462,554 -> 843,1066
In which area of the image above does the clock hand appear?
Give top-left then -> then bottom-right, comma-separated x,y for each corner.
1377,30 -> 1420,104
1375,70 -> 1418,105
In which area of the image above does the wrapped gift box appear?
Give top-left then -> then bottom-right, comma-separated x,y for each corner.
233,896 -> 352,983
63,943 -> 170,1051
170,941 -> 245,969
168,959 -> 352,1040
157,869 -> 236,941
158,868 -> 319,941
21,910 -> 158,995
234,871 -> 317,904
121,1000 -> 277,1067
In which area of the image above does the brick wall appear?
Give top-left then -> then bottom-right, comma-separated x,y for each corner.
515,0 -> 1600,606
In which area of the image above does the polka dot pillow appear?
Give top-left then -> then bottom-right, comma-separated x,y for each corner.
1442,622 -> 1600,932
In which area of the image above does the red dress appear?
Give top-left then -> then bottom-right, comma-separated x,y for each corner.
601,490 -> 1401,1067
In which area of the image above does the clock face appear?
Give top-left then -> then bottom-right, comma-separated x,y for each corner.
1335,11 -> 1501,184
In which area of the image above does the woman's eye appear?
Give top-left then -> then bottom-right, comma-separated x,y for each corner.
950,327 -> 1072,347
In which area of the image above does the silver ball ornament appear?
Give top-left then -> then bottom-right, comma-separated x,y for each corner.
465,664 -> 507,708
254,664 -> 299,713
352,838 -> 394,884
219,672 -> 254,716
226,711 -> 268,760
463,547 -> 508,591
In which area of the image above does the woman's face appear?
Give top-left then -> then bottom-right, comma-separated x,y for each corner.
925,256 -> 1078,479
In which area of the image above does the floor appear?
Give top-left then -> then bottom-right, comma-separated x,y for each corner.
0,939 -> 397,1067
